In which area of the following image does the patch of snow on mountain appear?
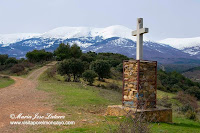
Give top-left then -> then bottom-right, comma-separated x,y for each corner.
41,27 -> 94,39
0,33 -> 40,46
158,37 -> 200,49
68,41 -> 93,48
109,38 -> 129,46
155,49 -> 163,53
92,46 -> 103,52
183,49 -> 199,56
95,25 -> 135,40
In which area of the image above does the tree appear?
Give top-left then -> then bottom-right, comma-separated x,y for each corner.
5,57 -> 18,65
0,54 -> 8,65
82,70 -> 97,85
186,86 -> 200,100
90,60 -> 111,80
45,52 -> 54,61
96,53 -> 129,67
87,51 -> 97,58
80,53 -> 95,70
116,63 -> 123,73
80,53 -> 95,63
57,58 -> 84,82
54,43 -> 71,60
57,59 -> 71,81
69,58 -> 84,81
71,43 -> 82,58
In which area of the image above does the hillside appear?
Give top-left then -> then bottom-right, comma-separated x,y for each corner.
183,66 -> 200,82
28,68 -> 200,133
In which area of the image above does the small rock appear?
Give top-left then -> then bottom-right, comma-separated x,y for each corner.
90,111 -> 95,114
82,119 -> 87,122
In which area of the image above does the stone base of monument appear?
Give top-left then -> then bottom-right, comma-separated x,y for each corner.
106,105 -> 172,123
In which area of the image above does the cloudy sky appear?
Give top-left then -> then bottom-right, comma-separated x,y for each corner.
0,0 -> 199,41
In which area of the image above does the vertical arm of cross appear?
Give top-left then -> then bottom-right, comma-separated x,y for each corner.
132,18 -> 149,60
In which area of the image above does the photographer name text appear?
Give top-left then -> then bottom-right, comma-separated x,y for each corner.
10,113 -> 65,120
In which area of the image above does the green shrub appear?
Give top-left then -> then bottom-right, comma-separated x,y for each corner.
0,65 -> 7,71
82,70 -> 97,85
26,49 -> 53,63
176,91 -> 199,112
157,70 -> 200,100
0,75 -> 10,79
5,57 -> 18,65
0,54 -> 8,65
96,53 -> 129,67
46,66 -> 57,78
90,60 -> 111,80
20,61 -> 34,68
157,96 -> 172,108
80,54 -> 95,63
57,58 -> 84,82
116,63 -> 123,73
186,86 -> 200,100
186,110 -> 197,121
106,82 -> 121,92
111,68 -> 123,80
11,64 -> 25,73
157,85 -> 167,92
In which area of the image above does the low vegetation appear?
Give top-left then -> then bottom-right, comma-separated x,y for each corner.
158,70 -> 200,99
82,70 -> 98,85
0,49 -> 53,76
182,66 -> 200,82
0,76 -> 14,88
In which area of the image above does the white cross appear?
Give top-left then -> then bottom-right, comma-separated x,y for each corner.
132,18 -> 149,60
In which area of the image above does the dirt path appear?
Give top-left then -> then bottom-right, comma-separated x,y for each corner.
0,62 -> 57,133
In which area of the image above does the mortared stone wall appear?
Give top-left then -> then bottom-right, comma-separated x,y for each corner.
123,60 -> 157,109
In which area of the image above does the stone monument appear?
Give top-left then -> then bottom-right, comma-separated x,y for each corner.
106,18 -> 172,123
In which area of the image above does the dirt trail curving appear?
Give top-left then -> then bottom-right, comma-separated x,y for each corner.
0,62 -> 57,133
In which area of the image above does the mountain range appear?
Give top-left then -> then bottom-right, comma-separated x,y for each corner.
0,25 -> 200,64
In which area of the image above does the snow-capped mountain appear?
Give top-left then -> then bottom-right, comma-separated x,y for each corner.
159,37 -> 200,57
41,25 -> 139,41
0,25 -> 150,45
0,25 -> 199,64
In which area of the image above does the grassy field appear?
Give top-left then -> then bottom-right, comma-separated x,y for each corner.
151,117 -> 200,133
0,76 -> 14,88
34,70 -> 200,133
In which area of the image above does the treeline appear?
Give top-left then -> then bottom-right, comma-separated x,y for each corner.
55,43 -> 129,84
158,70 -> 200,99
26,50 -> 53,63
0,49 -> 54,74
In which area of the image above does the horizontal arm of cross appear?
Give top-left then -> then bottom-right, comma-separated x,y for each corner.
132,28 -> 149,36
